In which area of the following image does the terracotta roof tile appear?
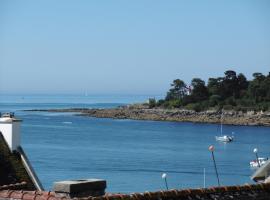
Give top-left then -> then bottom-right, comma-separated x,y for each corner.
10,191 -> 24,199
1,183 -> 270,200
0,190 -> 13,198
0,190 -> 61,200
0,182 -> 27,190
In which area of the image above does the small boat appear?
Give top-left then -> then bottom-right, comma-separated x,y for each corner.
250,157 -> 268,168
215,135 -> 234,142
215,112 -> 234,143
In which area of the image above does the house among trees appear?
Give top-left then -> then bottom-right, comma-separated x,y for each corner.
151,71 -> 270,112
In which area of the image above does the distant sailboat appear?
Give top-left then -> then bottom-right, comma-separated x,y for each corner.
215,112 -> 234,142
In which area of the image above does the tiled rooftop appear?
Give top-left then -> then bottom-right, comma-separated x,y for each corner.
0,183 -> 270,200
0,190 -> 62,200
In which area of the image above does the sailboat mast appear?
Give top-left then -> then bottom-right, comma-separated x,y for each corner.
220,112 -> 223,135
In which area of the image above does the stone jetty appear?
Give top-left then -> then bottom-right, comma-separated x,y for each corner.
27,104 -> 270,126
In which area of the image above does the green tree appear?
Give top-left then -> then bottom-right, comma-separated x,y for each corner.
190,78 -> 209,102
165,79 -> 187,101
248,73 -> 266,102
237,73 -> 249,98
222,70 -> 238,98
207,77 -> 223,97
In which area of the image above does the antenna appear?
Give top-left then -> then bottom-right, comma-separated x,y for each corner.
203,168 -> 206,188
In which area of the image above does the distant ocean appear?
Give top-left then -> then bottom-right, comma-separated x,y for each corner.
0,94 -> 269,193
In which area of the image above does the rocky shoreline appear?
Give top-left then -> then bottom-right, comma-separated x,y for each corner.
26,104 -> 270,126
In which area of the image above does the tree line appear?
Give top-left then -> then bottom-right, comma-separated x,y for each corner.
149,70 -> 270,112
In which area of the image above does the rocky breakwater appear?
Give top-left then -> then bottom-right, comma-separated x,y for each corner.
77,105 -> 270,126
27,105 -> 270,126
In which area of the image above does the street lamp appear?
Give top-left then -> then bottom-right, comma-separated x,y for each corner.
161,173 -> 169,190
209,145 -> 220,186
253,148 -> 260,167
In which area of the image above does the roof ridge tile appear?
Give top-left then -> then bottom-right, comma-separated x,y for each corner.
1,183 -> 270,200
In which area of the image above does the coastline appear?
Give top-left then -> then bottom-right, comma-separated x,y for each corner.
25,104 -> 270,126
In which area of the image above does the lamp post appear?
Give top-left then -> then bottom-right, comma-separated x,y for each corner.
161,173 -> 168,190
253,148 -> 260,167
209,145 -> 220,186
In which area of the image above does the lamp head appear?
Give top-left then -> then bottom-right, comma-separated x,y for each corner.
162,173 -> 167,179
253,148 -> 258,153
209,145 -> 214,152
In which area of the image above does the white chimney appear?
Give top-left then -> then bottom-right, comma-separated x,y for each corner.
0,113 -> 22,151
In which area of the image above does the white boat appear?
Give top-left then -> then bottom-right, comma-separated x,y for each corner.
215,135 -> 234,142
215,112 -> 234,142
250,157 -> 268,168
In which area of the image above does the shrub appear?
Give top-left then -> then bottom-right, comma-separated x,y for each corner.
167,99 -> 182,108
148,98 -> 156,108
156,99 -> 165,107
209,95 -> 221,107
223,105 -> 234,110
225,97 -> 236,106
185,103 -> 204,112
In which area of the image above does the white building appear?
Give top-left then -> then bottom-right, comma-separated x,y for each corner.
0,113 -> 22,151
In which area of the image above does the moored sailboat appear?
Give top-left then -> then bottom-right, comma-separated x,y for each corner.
215,112 -> 234,142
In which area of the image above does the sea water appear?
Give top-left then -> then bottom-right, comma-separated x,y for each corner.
0,94 -> 269,193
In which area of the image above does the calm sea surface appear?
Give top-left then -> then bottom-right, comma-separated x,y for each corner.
0,94 -> 269,193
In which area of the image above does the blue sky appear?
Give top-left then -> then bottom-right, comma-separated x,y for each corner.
0,0 -> 269,95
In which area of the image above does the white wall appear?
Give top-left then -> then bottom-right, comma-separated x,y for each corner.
0,121 -> 21,151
